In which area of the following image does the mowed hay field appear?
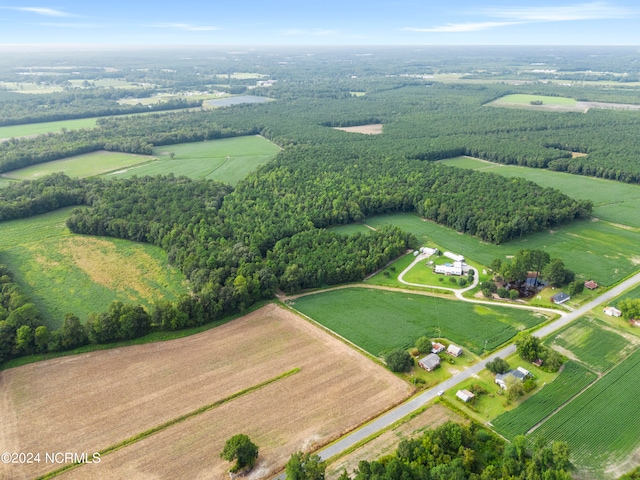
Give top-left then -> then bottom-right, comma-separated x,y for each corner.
439,156 -> 640,228
2,151 -> 153,180
0,304 -> 411,480
364,213 -> 640,286
0,117 -> 98,139
0,208 -> 188,328
108,135 -> 281,185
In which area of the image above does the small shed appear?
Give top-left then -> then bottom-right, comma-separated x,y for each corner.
604,306 -> 622,317
447,344 -> 463,357
431,342 -> 446,354
551,292 -> 571,304
418,353 -> 441,372
584,280 -> 598,290
456,389 -> 475,403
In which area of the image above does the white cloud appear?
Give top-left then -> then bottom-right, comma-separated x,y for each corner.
3,6 -> 76,17
405,1 -> 637,34
150,23 -> 219,31
404,21 -> 520,33
487,2 -> 637,22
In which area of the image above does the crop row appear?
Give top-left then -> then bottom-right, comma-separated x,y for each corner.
491,361 -> 597,439
547,317 -> 631,373
529,348 -> 640,475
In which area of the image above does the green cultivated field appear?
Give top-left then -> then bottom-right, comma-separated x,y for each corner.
545,317 -> 637,373
492,94 -> 577,105
289,288 -> 547,356
364,213 -> 640,286
440,156 -> 640,228
0,117 -> 98,139
529,347 -> 640,478
107,135 -> 281,185
3,151 -> 153,180
0,208 -> 188,329
491,361 -> 597,439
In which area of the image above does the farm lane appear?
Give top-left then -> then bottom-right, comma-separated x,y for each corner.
274,270 -> 640,477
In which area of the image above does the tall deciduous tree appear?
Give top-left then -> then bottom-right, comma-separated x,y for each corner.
220,434 -> 258,473
286,452 -> 326,480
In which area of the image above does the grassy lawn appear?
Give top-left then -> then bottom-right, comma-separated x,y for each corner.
364,213 -> 640,287
529,347 -> 640,478
288,288 -> 548,356
0,118 -> 98,139
451,351 -> 560,424
0,177 -> 18,188
0,208 -> 189,329
402,255 -> 469,289
107,135 -> 281,185
492,94 -> 577,105
3,151 -> 153,180
545,317 -> 638,373
439,156 -> 640,228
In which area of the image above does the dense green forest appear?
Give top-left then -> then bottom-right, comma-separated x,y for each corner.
4,46 -> 640,364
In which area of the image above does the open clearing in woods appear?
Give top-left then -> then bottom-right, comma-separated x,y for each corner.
0,208 -> 188,328
2,150 -> 153,180
333,124 -> 383,134
0,304 -> 410,480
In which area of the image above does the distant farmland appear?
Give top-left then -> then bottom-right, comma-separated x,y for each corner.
2,151 -> 153,180
289,287 -> 547,355
0,208 -> 188,328
107,135 -> 281,185
0,117 -> 98,139
0,304 -> 409,480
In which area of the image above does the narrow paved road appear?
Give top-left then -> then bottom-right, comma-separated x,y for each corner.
313,270 -> 640,462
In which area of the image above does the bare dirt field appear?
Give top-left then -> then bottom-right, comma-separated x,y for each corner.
333,124 -> 383,134
0,304 -> 410,480
325,404 -> 464,478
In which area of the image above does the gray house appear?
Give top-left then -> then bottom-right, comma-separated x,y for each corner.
495,367 -> 532,389
418,353 -> 441,372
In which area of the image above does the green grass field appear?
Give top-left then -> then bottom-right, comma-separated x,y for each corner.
529,347 -> 640,478
439,156 -> 640,228
0,118 -> 98,139
107,135 -> 281,185
364,213 -> 640,287
288,288 -> 548,356
545,317 -> 637,373
0,177 -> 18,188
493,94 -> 578,105
491,361 -> 597,439
3,151 -> 153,180
0,208 -> 189,329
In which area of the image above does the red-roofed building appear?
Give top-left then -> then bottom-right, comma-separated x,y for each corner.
584,280 -> 598,290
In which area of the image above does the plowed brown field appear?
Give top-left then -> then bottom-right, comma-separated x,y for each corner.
0,304 -> 410,480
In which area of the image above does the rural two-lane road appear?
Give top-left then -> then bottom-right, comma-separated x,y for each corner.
275,270 -> 640,475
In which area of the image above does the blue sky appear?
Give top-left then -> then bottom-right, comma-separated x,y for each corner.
0,1 -> 638,45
